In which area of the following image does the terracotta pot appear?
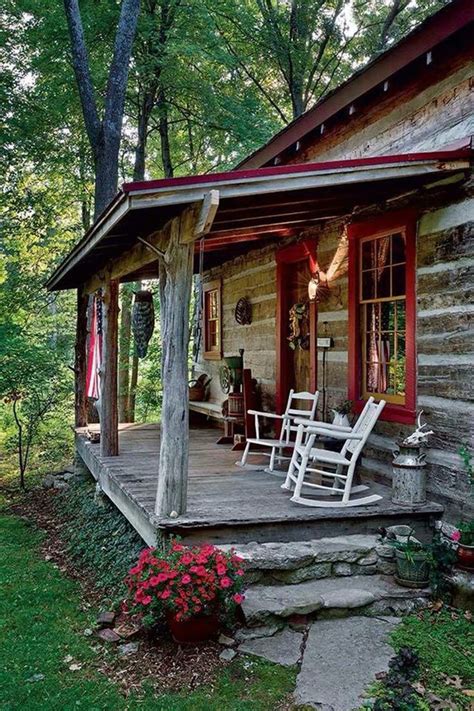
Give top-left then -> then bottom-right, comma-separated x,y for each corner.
457,544 -> 474,572
167,611 -> 219,644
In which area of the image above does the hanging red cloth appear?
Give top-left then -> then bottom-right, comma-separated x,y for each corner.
86,294 -> 102,400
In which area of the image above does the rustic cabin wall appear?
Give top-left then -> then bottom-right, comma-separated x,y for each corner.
196,243 -> 277,410
287,49 -> 473,164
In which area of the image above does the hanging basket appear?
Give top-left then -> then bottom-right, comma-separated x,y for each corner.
132,290 -> 155,358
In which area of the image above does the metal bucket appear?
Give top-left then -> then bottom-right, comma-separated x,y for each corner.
392,442 -> 427,505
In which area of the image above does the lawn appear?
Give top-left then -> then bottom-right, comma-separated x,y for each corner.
0,514 -> 296,711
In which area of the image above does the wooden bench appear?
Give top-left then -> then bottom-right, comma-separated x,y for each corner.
189,400 -> 224,421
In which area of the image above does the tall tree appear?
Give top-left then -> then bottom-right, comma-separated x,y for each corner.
63,0 -> 141,216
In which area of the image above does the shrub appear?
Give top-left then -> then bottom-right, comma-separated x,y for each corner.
125,540 -> 246,624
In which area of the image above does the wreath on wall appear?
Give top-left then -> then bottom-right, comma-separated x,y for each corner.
288,302 -> 310,351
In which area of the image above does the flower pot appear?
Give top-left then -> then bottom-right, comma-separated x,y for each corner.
457,544 -> 474,572
394,549 -> 430,588
166,611 -> 220,644
331,411 -> 351,428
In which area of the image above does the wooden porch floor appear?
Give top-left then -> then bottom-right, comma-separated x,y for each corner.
76,423 -> 443,546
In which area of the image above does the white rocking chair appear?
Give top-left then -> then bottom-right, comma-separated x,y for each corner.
236,389 -> 319,474
282,397 -> 386,507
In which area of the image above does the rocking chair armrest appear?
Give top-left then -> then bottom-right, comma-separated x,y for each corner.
293,417 -> 351,431
247,410 -> 289,420
306,428 -> 363,441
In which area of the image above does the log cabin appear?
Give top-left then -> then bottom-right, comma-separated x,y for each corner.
47,0 -> 473,545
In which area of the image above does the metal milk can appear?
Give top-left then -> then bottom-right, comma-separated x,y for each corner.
392,441 -> 427,505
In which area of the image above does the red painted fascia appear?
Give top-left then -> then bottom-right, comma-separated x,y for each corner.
123,146 -> 472,195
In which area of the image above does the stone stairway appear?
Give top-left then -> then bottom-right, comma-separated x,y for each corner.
220,534 -> 432,709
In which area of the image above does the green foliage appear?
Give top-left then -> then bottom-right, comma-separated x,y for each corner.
55,479 -> 144,597
0,513 -> 296,710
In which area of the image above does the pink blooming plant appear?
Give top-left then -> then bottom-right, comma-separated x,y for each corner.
124,539 -> 246,623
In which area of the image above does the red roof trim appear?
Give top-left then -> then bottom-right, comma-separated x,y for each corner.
123,145 -> 472,194
236,0 -> 474,170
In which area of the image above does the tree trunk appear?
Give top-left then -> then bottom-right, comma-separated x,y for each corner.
133,89 -> 155,181
129,351 -> 139,422
100,280 -> 119,456
75,288 -> 89,428
118,284 -> 133,421
157,88 -> 173,178
155,217 -> 194,517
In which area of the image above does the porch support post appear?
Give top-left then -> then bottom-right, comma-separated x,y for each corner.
155,213 -> 195,517
100,278 -> 119,457
74,287 -> 89,428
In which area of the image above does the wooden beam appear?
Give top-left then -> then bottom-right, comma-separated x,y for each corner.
180,190 -> 220,244
100,279 -> 119,457
74,288 -> 88,428
155,213 -> 195,517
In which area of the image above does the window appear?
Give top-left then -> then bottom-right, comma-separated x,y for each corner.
203,279 -> 222,359
348,212 -> 416,423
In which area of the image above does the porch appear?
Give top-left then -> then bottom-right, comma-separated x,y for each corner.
76,423 -> 443,546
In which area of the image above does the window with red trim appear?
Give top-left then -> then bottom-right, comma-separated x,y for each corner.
348,212 -> 417,424
203,279 -> 222,359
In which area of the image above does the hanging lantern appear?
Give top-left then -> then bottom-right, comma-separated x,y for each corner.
132,290 -> 155,358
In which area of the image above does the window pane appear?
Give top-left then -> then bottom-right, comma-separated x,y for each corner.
362,270 -> 376,300
362,240 -> 375,270
391,233 -> 406,264
392,265 -> 405,296
397,335 -> 406,359
377,267 -> 391,298
365,303 -> 379,331
381,301 -> 396,331
396,301 -> 406,330
376,236 -> 391,270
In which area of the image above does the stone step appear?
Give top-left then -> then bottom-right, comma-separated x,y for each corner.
221,534 -> 397,584
242,574 -> 430,626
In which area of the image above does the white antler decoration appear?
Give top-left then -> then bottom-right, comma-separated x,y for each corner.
402,411 -> 434,446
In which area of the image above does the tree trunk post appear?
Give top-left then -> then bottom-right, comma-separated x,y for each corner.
75,287 -> 89,428
100,279 -> 119,457
155,215 -> 194,517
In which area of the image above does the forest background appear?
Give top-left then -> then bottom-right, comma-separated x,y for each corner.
0,0 -> 448,486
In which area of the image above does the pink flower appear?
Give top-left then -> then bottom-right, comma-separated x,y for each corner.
142,595 -> 152,605
181,574 -> 191,584
220,576 -> 232,589
451,530 -> 461,542
216,563 -> 226,576
233,593 -> 244,604
129,565 -> 141,575
161,589 -> 171,599
236,569 -> 244,577
180,553 -> 194,565
149,576 -> 160,586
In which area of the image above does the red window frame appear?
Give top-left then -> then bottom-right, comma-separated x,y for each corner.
348,210 -> 417,424
203,279 -> 222,360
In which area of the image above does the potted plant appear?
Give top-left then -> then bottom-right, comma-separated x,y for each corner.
125,540 -> 245,644
392,534 -> 431,588
331,399 -> 352,427
451,520 -> 474,572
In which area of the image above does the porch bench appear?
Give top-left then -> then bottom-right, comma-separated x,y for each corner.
189,401 -> 224,421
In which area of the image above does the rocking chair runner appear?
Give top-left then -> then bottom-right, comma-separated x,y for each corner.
236,389 -> 319,474
282,397 -> 386,507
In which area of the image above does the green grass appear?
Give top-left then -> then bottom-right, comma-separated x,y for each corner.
390,609 -> 474,707
0,514 -> 296,711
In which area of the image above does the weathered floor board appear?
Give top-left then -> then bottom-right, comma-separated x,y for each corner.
75,423 -> 443,545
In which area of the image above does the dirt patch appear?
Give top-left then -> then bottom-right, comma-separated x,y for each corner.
9,488 -> 225,696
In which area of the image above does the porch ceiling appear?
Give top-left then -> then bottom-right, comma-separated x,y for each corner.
46,148 -> 471,290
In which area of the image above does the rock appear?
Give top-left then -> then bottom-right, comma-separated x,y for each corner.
272,562 -> 332,584
83,628 -> 93,637
376,543 -> 395,559
218,633 -> 235,647
64,464 -> 75,473
238,628 -> 303,666
352,563 -> 377,576
118,642 -> 139,656
234,624 -> 281,643
447,570 -> 474,611
358,551 -> 378,566
287,614 -> 310,631
97,611 -> 116,627
53,479 -> 68,489
295,617 -> 401,711
219,648 -> 237,662
26,673 -> 45,683
376,559 -> 397,575
333,562 -> 352,577
96,628 -> 121,643
115,621 -> 141,639
242,582 -> 324,625
42,474 -> 55,488
62,471 -> 75,482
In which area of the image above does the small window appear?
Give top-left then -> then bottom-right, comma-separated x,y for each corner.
203,280 -> 222,359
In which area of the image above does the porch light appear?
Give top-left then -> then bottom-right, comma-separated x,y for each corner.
308,272 -> 320,301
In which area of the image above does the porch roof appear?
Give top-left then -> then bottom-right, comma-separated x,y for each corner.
46,146 -> 472,291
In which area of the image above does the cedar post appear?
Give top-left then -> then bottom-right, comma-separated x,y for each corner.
100,279 -> 119,457
75,287 -> 89,428
155,215 -> 195,517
